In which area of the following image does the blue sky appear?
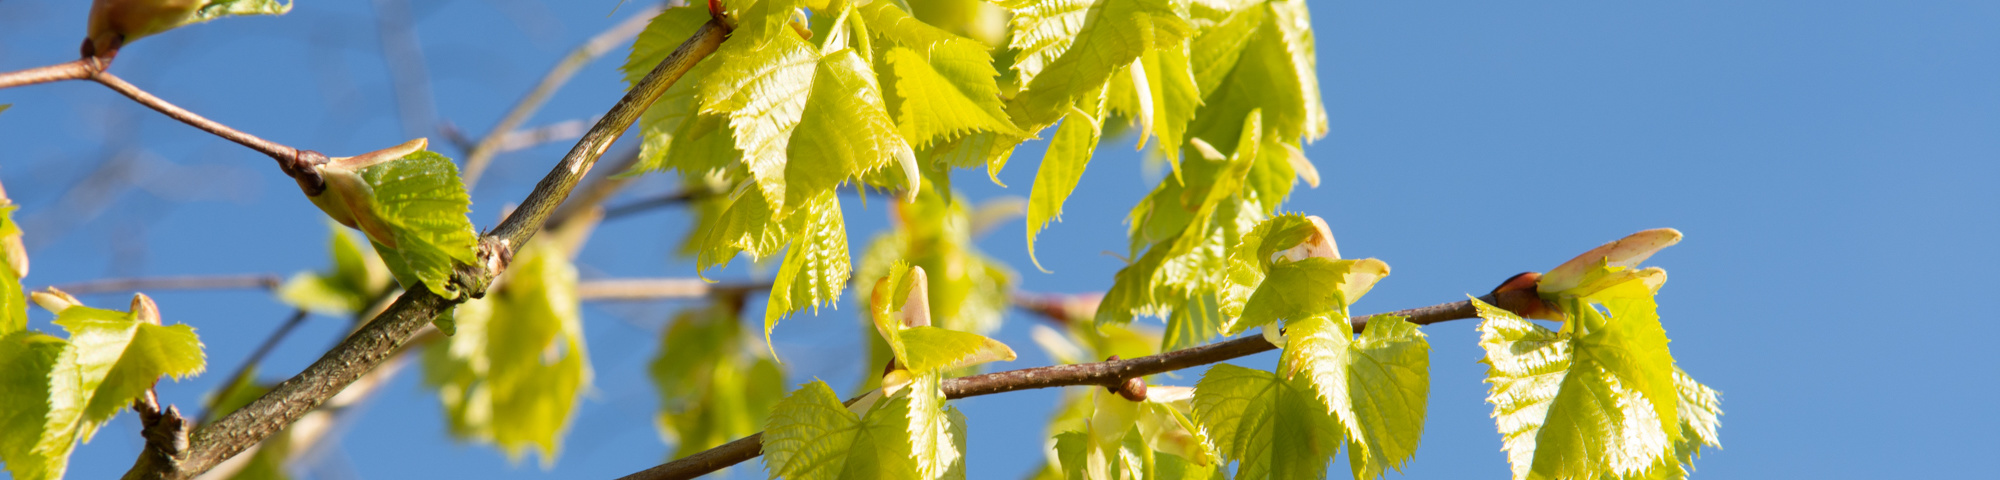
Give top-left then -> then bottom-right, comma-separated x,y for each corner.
2,0 -> 1996,479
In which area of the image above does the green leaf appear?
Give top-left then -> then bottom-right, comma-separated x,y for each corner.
1185,0 -> 1325,151
0,197 -> 25,334
0,331 -> 68,480
1192,363 -> 1343,480
697,183 -> 791,275
422,240 -> 589,466
0,104 -> 10,115
999,0 -> 1094,90
624,6 -> 741,177
700,9 -> 917,213
0,298 -> 206,480
856,189 -> 1018,386
1473,292 -> 1698,480
898,327 -> 1017,374
1229,257 -> 1388,335
312,148 -> 478,300
763,380 -> 925,480
278,225 -> 390,316
763,190 -> 852,348
1281,314 -> 1429,480
1134,41 -> 1201,166
1011,0 -> 1193,127
860,2 -> 1026,148
1026,89 -> 1107,272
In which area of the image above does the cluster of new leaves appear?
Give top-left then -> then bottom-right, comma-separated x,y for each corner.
650,293 -> 787,458
1177,216 -> 1427,480
1021,314 -> 1217,480
854,187 -> 1018,387
1470,230 -> 1723,480
421,240 -> 592,465
763,264 -> 1015,479
0,190 -> 209,480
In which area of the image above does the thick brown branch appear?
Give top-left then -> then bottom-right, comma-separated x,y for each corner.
126,18 -> 734,480
617,295 -> 1490,480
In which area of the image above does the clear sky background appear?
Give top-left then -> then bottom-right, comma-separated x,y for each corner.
3,0 -> 1997,479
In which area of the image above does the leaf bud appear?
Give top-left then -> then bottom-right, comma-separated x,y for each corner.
31,287 -> 83,314
131,292 -> 161,325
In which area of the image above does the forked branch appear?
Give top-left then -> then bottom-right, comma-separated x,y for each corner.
120,17 -> 733,480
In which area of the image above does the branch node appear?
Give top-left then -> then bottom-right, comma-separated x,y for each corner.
288,150 -> 329,196
126,391 -> 191,480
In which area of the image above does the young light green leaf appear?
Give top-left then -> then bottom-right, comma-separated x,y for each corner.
697,183 -> 791,275
422,240 -> 589,466
1011,0 -> 1192,127
1281,314 -> 1430,480
1473,293 -> 1691,480
1192,363 -> 1343,480
0,331 -> 68,480
860,2 -> 1026,148
0,189 -> 25,334
998,0 -> 1094,89
1026,90 -> 1106,272
1185,0 -> 1325,149
1228,257 -> 1388,335
763,190 -> 851,349
763,380 -> 925,480
278,225 -> 390,316
898,327 -> 1017,374
700,9 -> 917,212
309,141 -> 477,301
3,295 -> 205,480
623,6 -> 741,177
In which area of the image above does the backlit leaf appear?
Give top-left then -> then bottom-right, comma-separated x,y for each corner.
1281,314 -> 1429,480
1012,0 -> 1192,127
764,190 -> 852,347
1026,88 -> 1106,271
763,380 -> 925,480
278,225 -> 390,316
346,149 -> 478,300
1193,363 -> 1342,480
422,240 -> 590,466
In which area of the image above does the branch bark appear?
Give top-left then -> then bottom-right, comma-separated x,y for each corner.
121,17 -> 733,480
616,294 -> 1497,480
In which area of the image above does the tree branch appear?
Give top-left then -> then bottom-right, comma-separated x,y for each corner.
124,17 -> 734,480
459,3 -> 662,189
616,294 -> 1498,480
0,59 -> 93,89
46,274 -> 283,296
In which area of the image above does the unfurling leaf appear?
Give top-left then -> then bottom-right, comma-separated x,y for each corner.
1,293 -> 205,480
308,139 -> 478,300
1219,213 -> 1387,335
422,241 -> 589,466
764,380 -> 966,480
867,263 -> 1016,376
1472,291 -> 1718,480
85,0 -> 293,55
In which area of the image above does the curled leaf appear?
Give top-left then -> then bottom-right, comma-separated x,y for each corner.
1538,228 -> 1681,296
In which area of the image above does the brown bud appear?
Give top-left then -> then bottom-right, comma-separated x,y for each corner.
1490,272 -> 1559,321
1113,377 -> 1148,402
131,293 -> 161,325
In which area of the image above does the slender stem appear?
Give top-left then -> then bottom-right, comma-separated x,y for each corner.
575,278 -> 771,301
125,18 -> 734,480
88,71 -> 324,192
616,296 -> 1491,480
600,188 -> 709,220
460,4 -> 661,189
194,309 -> 311,426
0,59 -> 93,89
46,274 -> 283,296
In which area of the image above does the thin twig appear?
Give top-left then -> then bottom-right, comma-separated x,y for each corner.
616,295 -> 1495,480
46,274 -> 283,296
88,71 -> 326,193
575,278 -> 772,301
600,188 -> 709,220
372,0 -> 439,140
459,3 -> 662,189
195,309 -> 311,426
0,59 -> 93,89
127,18 -> 733,480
